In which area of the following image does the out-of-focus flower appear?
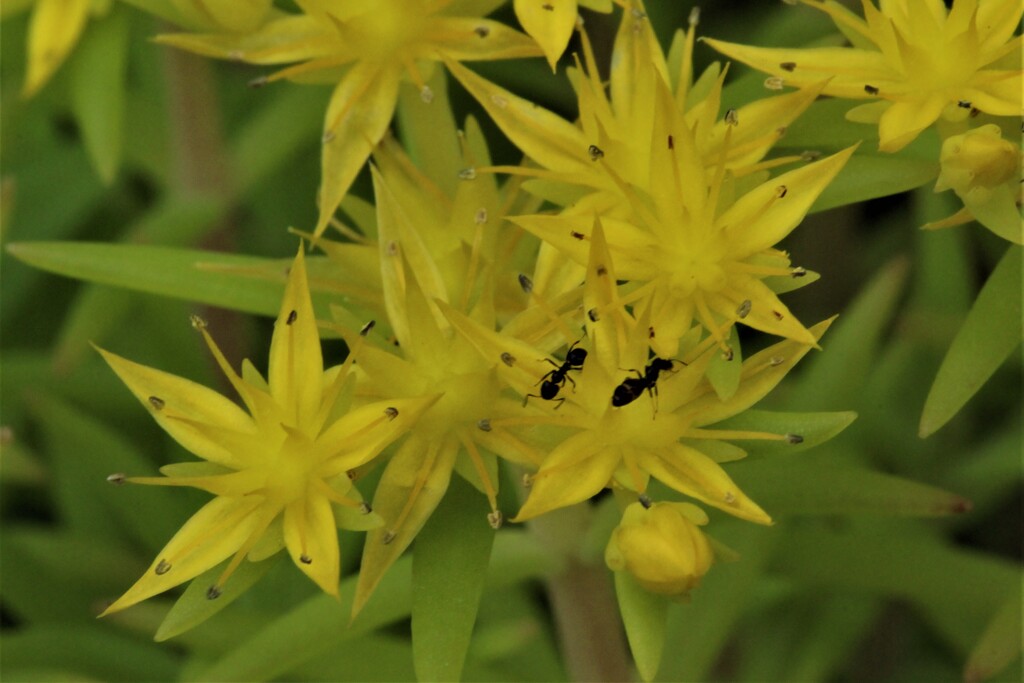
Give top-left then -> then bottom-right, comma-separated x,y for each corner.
704,0 -> 1024,152
97,248 -> 437,614
605,501 -> 714,596
929,124 -> 1023,243
13,0 -> 96,98
156,0 -> 541,239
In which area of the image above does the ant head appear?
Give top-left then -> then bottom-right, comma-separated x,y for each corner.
566,346 -> 588,366
650,357 -> 677,372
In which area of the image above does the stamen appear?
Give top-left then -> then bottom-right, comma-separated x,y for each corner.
460,211 -> 487,311
155,559 -> 172,575
360,502 -> 372,514
770,356 -> 785,366
360,320 -> 376,336
474,25 -> 490,38
460,433 -> 500,516
786,433 -> 804,444
487,510 -> 503,529
248,76 -> 269,89
420,86 -> 434,104
475,208 -> 488,225
385,440 -> 441,544
725,108 -> 739,126
957,100 -> 972,109
721,346 -> 734,361
772,310 -> 784,320
300,554 -> 313,564
688,6 -> 700,25
458,167 -> 477,180
490,94 -> 508,109
736,300 -> 752,319
522,473 -> 534,488
800,150 -> 822,161
477,418 -> 492,432
588,144 -> 605,161
286,310 -> 298,325
106,472 -> 126,485
724,491 -> 736,503
148,396 -> 166,410
518,273 -> 533,293
190,315 -> 208,330
775,185 -> 788,198
316,319 -> 375,431
384,407 -> 399,421
382,531 -> 397,545
501,352 -> 516,367
780,61 -> 796,72
791,266 -> 807,277
638,493 -> 653,509
695,294 -> 731,355
587,308 -> 600,322
570,230 -> 586,240
864,84 -> 879,95
764,76 -> 785,90
206,585 -> 223,600
685,427 -> 791,441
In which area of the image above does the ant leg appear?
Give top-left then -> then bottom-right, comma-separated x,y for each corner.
564,373 -> 577,392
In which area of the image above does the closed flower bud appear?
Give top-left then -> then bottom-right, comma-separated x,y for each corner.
605,501 -> 714,596
935,125 -> 1020,197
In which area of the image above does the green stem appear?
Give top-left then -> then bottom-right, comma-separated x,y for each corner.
529,503 -> 632,682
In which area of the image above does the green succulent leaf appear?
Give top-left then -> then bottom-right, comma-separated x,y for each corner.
615,570 -> 668,683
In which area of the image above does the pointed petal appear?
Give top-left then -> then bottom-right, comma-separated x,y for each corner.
268,248 -> 323,432
639,444 -> 771,524
722,146 -> 856,254
353,435 -> 458,616
877,95 -> 946,152
443,58 -> 592,176
716,279 -> 817,345
283,493 -> 340,595
514,431 -> 618,521
314,62 -> 402,237
23,0 -> 91,97
315,395 -> 442,475
100,496 -> 264,615
154,15 -> 344,65
687,317 -> 835,425
513,0 -> 577,70
427,17 -> 544,61
96,346 -> 255,467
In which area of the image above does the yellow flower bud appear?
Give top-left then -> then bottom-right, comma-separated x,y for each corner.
605,501 -> 714,596
935,125 -> 1021,197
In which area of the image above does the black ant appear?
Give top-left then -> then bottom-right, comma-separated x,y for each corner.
612,357 -> 685,410
523,341 -> 588,408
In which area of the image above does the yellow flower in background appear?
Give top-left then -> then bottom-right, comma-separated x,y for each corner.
444,223 -> 833,525
704,0 -> 1024,152
156,0 -> 541,240
605,501 -> 714,596
448,1 -> 850,357
513,0 -> 611,70
929,124 -> 1023,243
97,248 -> 437,614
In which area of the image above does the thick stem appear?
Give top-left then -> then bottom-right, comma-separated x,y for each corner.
529,503 -> 632,682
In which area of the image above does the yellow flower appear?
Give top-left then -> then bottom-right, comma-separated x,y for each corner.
704,0 -> 1024,152
96,247 -> 437,614
605,501 -> 713,596
448,2 -> 851,356
513,0 -> 611,70
156,0 -> 541,239
929,124 -> 1023,243
444,222 -> 834,524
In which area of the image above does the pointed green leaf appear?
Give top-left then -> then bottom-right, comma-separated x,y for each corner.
920,246 -> 1022,437
963,578 -> 1023,683
69,8 -> 129,184
615,570 -> 668,683
412,475 -> 496,682
156,555 -> 281,642
730,458 -> 971,517
810,154 -> 938,213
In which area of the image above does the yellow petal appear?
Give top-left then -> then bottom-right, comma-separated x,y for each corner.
189,0 -> 273,32
23,0 -> 91,98
100,496 -> 264,615
427,17 -> 544,61
638,444 -> 771,524
353,435 -> 459,616
284,493 -> 340,596
513,431 -> 619,521
444,58 -> 592,176
96,346 -> 256,468
154,15 -> 343,65
877,95 -> 946,151
721,146 -> 857,255
513,0 -> 577,70
314,62 -> 402,237
268,248 -> 322,432
715,278 -> 817,345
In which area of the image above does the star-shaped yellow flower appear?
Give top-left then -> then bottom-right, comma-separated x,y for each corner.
704,0 -> 1024,152
447,1 -> 850,356
97,247 -> 437,614
156,0 -> 541,239
444,222 -> 834,524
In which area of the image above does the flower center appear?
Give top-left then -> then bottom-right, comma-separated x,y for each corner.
346,2 -> 426,62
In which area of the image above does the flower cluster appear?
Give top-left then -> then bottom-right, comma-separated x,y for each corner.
19,0 -> 1009,634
